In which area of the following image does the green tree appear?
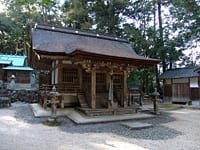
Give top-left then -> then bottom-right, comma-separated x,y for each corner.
124,0 -> 187,93
91,0 -> 129,35
170,0 -> 200,44
1,0 -> 62,54
0,13 -> 16,53
37,0 -> 61,24
61,0 -> 92,29
124,0 -> 160,93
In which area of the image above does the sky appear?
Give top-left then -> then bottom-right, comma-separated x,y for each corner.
0,1 -> 6,13
59,0 -> 65,5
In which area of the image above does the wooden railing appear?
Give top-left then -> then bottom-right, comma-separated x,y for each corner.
39,84 -> 81,108
39,84 -> 81,93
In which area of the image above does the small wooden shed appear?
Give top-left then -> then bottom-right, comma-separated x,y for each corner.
0,54 -> 33,83
30,24 -> 159,112
160,66 -> 200,103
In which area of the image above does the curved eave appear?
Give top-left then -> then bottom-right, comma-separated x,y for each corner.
33,49 -> 160,67
33,49 -> 67,56
3,66 -> 33,71
71,50 -> 160,67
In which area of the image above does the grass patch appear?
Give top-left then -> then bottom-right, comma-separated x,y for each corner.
158,113 -> 169,117
158,104 -> 180,108
42,120 -> 61,127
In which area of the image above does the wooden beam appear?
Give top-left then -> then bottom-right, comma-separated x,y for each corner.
39,54 -> 69,60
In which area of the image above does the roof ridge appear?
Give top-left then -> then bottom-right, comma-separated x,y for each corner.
0,54 -> 27,57
34,23 -> 129,43
167,66 -> 199,71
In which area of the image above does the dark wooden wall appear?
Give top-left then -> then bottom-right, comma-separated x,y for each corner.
190,88 -> 200,100
163,84 -> 172,97
6,71 -> 31,83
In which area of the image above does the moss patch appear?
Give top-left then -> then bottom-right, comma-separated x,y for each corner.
42,120 -> 61,127
159,104 -> 180,108
158,113 -> 169,117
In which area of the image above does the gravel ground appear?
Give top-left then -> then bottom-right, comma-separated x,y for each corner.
0,102 -> 200,150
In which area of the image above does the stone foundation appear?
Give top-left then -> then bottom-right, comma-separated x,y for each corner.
8,89 -> 38,103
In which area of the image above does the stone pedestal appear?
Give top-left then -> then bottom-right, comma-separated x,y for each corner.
152,88 -> 160,115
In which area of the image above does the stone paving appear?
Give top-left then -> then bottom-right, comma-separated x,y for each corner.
31,103 -> 155,124
121,122 -> 153,130
0,102 -> 200,150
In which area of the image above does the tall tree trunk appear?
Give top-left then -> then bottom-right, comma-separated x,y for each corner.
158,1 -> 163,44
155,0 -> 162,93
157,0 -> 167,72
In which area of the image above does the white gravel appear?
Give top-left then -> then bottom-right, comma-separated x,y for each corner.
0,102 -> 200,150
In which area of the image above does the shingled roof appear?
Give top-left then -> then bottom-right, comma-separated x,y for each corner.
159,66 -> 200,79
32,24 -> 159,66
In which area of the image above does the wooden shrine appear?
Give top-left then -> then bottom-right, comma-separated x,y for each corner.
30,24 -> 159,115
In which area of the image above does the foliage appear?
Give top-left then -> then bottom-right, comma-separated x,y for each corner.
0,0 -> 62,54
0,0 -> 199,93
90,0 -> 129,35
123,0 -> 199,93
61,0 -> 92,29
170,0 -> 200,44
0,13 -> 17,53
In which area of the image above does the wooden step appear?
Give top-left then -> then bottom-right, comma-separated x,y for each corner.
96,93 -> 108,107
78,94 -> 89,108
96,93 -> 120,108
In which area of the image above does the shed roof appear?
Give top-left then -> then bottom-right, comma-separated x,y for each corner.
3,66 -> 33,71
32,24 -> 159,66
159,66 -> 200,79
0,54 -> 26,66
0,60 -> 11,65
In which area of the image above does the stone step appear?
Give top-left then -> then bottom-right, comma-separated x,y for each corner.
121,121 -> 153,130
0,96 -> 11,107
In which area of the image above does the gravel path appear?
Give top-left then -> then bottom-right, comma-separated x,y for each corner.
0,102 -> 200,150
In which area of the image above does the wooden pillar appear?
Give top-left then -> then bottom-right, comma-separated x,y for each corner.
108,74 -> 113,103
79,67 -> 83,91
171,78 -> 174,101
123,70 -> 128,107
188,77 -> 190,100
199,77 -> 200,99
91,68 -> 96,109
51,60 -> 55,85
106,73 -> 110,91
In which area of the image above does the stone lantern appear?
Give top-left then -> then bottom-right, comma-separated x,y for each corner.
48,86 -> 60,122
152,88 -> 160,114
